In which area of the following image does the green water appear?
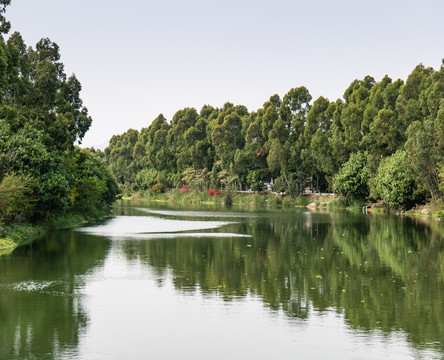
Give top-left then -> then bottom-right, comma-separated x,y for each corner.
0,200 -> 443,359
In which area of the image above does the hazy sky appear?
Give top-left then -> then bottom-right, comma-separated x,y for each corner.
6,0 -> 444,148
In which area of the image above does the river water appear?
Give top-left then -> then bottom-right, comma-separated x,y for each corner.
0,200 -> 443,359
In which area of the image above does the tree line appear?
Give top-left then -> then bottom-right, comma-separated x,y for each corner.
0,1 -> 118,225
105,61 -> 444,210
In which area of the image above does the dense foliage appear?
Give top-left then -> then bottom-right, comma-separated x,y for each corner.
0,4 -> 118,224
106,62 -> 444,210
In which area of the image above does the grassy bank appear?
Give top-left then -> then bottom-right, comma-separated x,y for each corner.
405,203 -> 444,222
0,210 -> 113,255
128,189 -> 444,221
129,189 -> 346,209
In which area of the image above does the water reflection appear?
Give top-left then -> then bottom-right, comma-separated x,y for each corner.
0,201 -> 443,359
77,215 -> 235,236
0,231 -> 110,359
111,203 -> 444,355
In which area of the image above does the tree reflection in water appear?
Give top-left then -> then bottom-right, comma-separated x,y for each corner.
0,231 -> 110,359
116,208 -> 444,354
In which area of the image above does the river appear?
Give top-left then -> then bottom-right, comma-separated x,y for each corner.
0,200 -> 443,359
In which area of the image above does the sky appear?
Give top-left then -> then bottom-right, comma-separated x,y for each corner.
6,0 -> 444,149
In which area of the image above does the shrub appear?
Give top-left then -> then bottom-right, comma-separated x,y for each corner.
328,198 -> 347,208
282,197 -> 294,208
294,196 -> 310,207
252,194 -> 266,206
0,173 -> 33,223
223,191 -> 233,206
267,195 -> 282,207
333,152 -> 370,203
372,150 -> 420,210
133,169 -> 159,191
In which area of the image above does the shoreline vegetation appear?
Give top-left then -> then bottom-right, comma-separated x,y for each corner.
104,62 -> 444,221
125,189 -> 444,221
0,6 -> 119,254
0,5 -> 443,254
0,210 -> 114,254
3,188 -> 440,255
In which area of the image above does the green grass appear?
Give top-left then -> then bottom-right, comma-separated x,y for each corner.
328,198 -> 347,209
1,222 -> 46,248
267,195 -> 282,207
294,196 -> 311,207
0,209 -> 115,256
132,189 -> 348,211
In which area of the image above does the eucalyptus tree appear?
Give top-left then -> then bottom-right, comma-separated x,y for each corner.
0,0 -> 10,34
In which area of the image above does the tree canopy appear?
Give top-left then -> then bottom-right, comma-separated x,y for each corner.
105,61 -> 444,210
0,3 -> 118,223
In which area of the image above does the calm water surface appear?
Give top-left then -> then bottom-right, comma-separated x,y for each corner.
1,200 -> 443,359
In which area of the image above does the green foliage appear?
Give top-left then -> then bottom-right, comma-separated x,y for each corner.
328,198 -> 347,208
405,120 -> 441,200
372,150 -> 419,210
66,148 -> 119,215
251,194 -> 266,206
247,169 -> 270,192
440,166 -> 444,198
333,152 -> 370,202
0,0 -> 11,34
133,168 -> 159,192
294,196 -> 310,207
0,237 -> 16,251
0,15 -> 119,223
181,168 -> 209,191
223,191 -> 233,206
0,173 -> 33,222
281,196 -> 295,208
267,195 -> 282,206
102,61 -> 444,211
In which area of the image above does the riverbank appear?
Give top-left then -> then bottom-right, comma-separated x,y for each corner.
128,189 -> 443,221
128,190 -> 347,209
0,211 -> 114,255
405,203 -> 444,222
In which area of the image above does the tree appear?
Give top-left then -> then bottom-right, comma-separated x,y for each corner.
211,112 -> 244,167
0,173 -> 33,222
333,152 -> 370,202
372,150 -> 419,210
0,0 -> 11,34
0,7 -> 119,222
405,120 -> 440,201
279,86 -> 312,139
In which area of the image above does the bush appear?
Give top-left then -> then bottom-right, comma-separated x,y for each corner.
294,196 -> 310,207
267,195 -> 282,206
328,198 -> 347,208
439,165 -> 444,198
252,194 -> 266,206
156,173 -> 170,192
372,150 -> 420,210
0,173 -> 33,223
67,148 -> 119,215
133,169 -> 159,191
333,152 -> 370,203
223,191 -> 233,206
282,196 -> 294,208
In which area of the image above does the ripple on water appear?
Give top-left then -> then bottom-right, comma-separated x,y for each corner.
0,280 -> 66,295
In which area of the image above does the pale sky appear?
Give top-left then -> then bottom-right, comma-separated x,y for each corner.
6,0 -> 444,149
